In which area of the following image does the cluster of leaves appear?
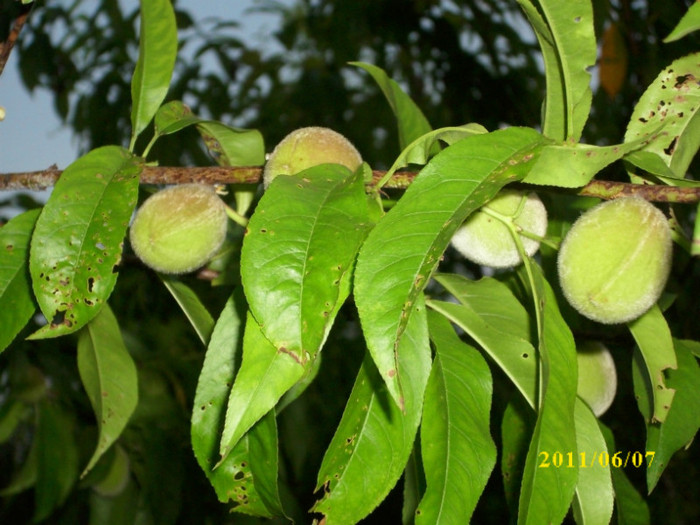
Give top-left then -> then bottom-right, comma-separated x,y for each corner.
3,0 -> 700,524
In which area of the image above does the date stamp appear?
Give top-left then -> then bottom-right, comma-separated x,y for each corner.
538,451 -> 655,469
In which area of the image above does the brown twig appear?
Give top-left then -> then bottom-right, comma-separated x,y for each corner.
2,165 -> 700,203
0,2 -> 33,78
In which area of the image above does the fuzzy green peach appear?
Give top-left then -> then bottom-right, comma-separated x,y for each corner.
557,197 -> 672,324
129,184 -> 227,274
263,126 -> 363,188
450,190 -> 548,268
576,341 -> 618,417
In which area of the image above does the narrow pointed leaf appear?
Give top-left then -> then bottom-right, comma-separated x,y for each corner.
518,263 -> 578,525
0,209 -> 39,353
571,400 -> 614,525
351,61 -> 432,148
313,298 -> 431,523
624,53 -> 700,178
633,338 -> 700,493
628,305 -> 677,423
415,311 -> 496,523
664,2 -> 700,42
219,311 -> 306,460
130,0 -> 177,146
77,304 -> 138,477
355,127 -> 546,408
29,146 -> 142,338
429,274 -> 537,407
191,296 -> 285,517
154,100 -> 265,166
501,400 -> 535,514
160,275 -> 215,345
241,164 -> 371,363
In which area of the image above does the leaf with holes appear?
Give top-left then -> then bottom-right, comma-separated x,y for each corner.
29,146 -> 142,339
354,127 -> 547,409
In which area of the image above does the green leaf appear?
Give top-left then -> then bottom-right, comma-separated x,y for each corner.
523,135 -> 659,188
517,0 -> 596,141
633,339 -> 700,492
313,297 -> 431,524
0,208 -> 39,353
428,273 -> 538,408
160,275 -> 215,345
664,2 -> 700,42
628,305 -> 677,424
599,423 -> 651,525
29,146 -> 142,339
241,164 -> 371,363
351,61 -> 433,149
354,127 -> 547,408
191,296 -> 286,517
34,402 -> 79,522
415,310 -> 496,523
154,100 -> 265,166
624,53 -> 700,178
219,311 -> 306,460
77,304 -> 139,477
0,400 -> 28,444
0,422 -> 38,496
501,399 -> 535,515
518,263 -> 578,525
130,0 -> 177,148
571,400 -> 614,525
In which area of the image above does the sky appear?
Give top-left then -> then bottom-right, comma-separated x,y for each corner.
0,0 -> 275,175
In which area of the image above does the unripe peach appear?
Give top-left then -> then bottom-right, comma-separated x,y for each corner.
576,341 -> 617,417
557,197 -> 672,324
450,190 -> 547,268
263,126 -> 363,188
129,184 -> 227,274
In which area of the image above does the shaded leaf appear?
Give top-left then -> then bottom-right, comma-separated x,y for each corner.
219,312 -> 306,460
355,127 -> 547,408
501,399 -> 535,514
415,310 -> 496,523
599,23 -> 628,99
160,275 -> 215,345
241,164 -> 371,363
624,53 -> 700,178
628,305 -> 677,424
429,273 -> 537,407
351,61 -> 432,149
632,338 -> 700,492
0,209 -> 39,353
313,297 -> 431,523
571,400 -> 614,525
130,0 -> 177,147
78,304 -> 139,477
29,146 -> 142,339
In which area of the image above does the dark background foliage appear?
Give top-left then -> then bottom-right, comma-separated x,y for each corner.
1,0 -> 700,523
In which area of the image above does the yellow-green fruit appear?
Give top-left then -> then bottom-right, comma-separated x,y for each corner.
129,184 -> 227,274
576,341 -> 617,417
450,190 -> 547,268
263,126 -> 363,188
557,197 -> 672,324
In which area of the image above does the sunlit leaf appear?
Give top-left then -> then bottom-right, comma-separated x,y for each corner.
415,311 -> 495,523
29,146 -> 142,339
628,305 -> 677,424
77,304 -> 139,477
219,312 -> 306,460
624,53 -> 700,178
355,127 -> 546,408
633,338 -> 700,492
0,209 -> 39,353
241,164 -> 371,363
313,297 -> 431,523
518,263 -> 578,525
160,275 -> 215,345
664,2 -> 700,42
501,399 -> 535,514
351,61 -> 433,149
130,0 -> 177,147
